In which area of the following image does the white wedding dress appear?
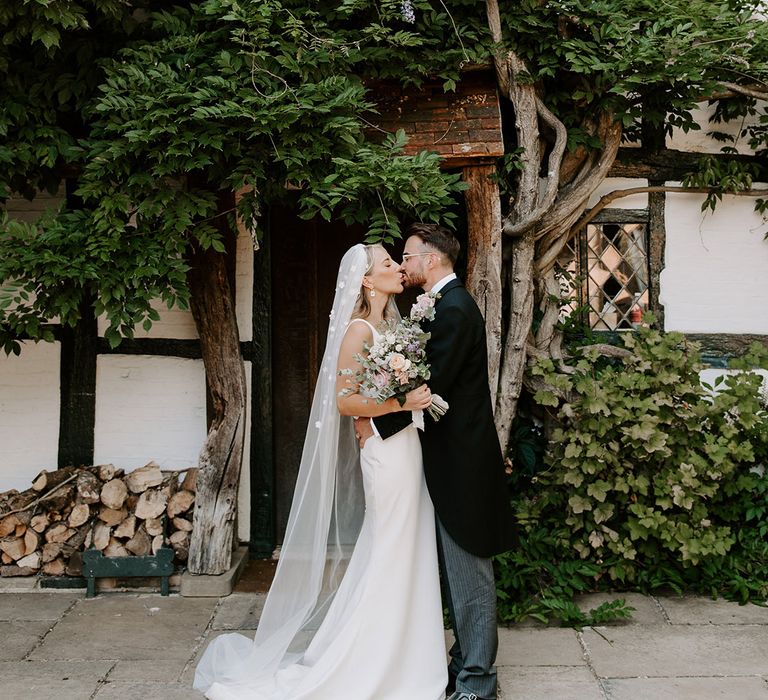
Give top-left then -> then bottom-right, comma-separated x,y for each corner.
197,318 -> 447,700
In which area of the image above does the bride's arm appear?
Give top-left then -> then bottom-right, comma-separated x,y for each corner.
336,323 -> 402,417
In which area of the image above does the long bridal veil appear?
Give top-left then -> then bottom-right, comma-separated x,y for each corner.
194,244 -> 371,694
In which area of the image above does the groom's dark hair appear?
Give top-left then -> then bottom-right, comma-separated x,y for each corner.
405,223 -> 460,266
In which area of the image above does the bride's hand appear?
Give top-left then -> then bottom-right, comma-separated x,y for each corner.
401,385 -> 432,411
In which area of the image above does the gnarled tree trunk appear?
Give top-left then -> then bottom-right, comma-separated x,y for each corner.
186,237 -> 247,575
485,0 -> 623,455
494,233 -> 535,448
486,2 -> 543,450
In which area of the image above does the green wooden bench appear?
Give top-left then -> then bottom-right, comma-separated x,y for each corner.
82,547 -> 175,597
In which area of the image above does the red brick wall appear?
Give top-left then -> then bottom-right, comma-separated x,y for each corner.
368,70 -> 503,166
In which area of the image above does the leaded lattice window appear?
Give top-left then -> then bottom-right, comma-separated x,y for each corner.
559,210 -> 651,331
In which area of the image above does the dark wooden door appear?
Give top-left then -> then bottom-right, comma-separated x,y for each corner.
270,205 -> 365,542
267,204 -> 465,543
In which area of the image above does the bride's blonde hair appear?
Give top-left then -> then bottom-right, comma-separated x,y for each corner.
351,244 -> 399,323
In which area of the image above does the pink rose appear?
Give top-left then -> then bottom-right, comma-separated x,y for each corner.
388,353 -> 407,371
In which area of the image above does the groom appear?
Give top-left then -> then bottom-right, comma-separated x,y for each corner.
357,223 -> 516,700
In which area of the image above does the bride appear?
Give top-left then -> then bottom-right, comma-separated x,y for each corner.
194,243 -> 448,700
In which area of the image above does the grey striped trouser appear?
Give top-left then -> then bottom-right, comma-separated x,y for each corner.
436,516 -> 498,700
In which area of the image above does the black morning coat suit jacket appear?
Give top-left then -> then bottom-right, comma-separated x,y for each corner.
372,278 -> 517,558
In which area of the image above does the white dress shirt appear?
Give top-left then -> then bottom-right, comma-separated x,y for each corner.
430,272 -> 457,295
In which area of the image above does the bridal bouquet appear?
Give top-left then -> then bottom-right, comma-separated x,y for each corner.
340,292 -> 449,421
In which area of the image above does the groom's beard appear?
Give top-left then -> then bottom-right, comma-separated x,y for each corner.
402,271 -> 427,290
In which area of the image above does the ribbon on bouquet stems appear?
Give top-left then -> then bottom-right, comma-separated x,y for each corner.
412,393 -> 449,431
427,393 -> 449,421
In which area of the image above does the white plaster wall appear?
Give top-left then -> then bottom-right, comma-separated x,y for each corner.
0,342 -> 61,491
236,233 -> 255,342
660,184 -> 768,333
95,231 -> 254,341
93,355 -> 207,470
97,300 -> 199,340
700,368 -> 768,396
233,231 -> 255,540
94,355 -> 251,542
667,103 -> 762,156
93,355 -> 252,542
586,177 -> 649,209
237,360 -> 252,543
4,189 -> 66,324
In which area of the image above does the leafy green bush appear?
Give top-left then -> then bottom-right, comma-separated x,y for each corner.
495,329 -> 768,625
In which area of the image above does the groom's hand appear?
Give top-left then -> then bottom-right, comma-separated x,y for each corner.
354,417 -> 374,449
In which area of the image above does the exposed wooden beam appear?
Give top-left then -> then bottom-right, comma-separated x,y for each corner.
249,219 -> 275,558
57,179 -> 96,470
463,163 -> 503,400
609,148 -> 768,182
58,297 -> 97,469
96,337 -> 255,362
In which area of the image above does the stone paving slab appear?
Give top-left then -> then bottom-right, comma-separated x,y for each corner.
582,624 -> 768,678
94,680 -> 205,699
0,620 -> 53,661
603,676 -> 768,699
574,592 -> 667,625
497,627 -> 585,666
498,666 -> 604,700
2,591 -> 768,698
657,595 -> 768,625
0,660 -> 114,700
28,593 -> 218,661
108,658 -> 189,682
211,591 -> 266,630
0,592 -> 82,620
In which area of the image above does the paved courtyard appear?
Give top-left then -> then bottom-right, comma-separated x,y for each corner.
1,587 -> 767,699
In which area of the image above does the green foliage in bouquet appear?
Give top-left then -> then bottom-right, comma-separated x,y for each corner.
495,329 -> 768,625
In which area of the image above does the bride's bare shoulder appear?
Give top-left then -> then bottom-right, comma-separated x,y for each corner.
337,321 -> 372,372
342,319 -> 373,345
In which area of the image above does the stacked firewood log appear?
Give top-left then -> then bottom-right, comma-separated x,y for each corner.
0,463 -> 196,577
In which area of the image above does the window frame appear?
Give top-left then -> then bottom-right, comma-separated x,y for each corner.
568,203 -> 667,335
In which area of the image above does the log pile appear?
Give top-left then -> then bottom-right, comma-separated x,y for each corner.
0,463 -> 197,577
